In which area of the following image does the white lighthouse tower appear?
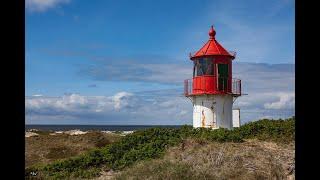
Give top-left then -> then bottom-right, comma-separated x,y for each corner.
184,26 -> 242,129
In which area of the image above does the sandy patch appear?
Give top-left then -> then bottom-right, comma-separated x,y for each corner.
101,131 -> 134,135
63,130 -> 87,135
101,131 -> 113,134
25,132 -> 39,137
122,131 -> 134,135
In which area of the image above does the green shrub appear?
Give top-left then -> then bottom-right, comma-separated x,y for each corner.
234,117 -> 295,143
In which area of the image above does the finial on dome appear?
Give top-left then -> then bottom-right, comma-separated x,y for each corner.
209,25 -> 216,39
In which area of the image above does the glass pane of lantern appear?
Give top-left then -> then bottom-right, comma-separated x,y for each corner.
218,64 -> 229,91
194,58 -> 216,76
205,58 -> 213,75
200,59 -> 206,75
196,60 -> 204,76
218,64 -> 228,77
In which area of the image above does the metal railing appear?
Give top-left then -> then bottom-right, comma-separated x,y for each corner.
184,79 -> 193,96
184,77 -> 241,96
232,78 -> 241,95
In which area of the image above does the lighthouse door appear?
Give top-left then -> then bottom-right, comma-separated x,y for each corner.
217,64 -> 229,92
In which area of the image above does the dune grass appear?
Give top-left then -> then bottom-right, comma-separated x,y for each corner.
115,138 -> 294,180
25,131 -> 122,168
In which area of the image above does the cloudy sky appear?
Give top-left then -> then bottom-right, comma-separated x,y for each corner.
26,0 -> 295,125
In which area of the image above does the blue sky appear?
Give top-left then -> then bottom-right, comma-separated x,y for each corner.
26,0 -> 295,125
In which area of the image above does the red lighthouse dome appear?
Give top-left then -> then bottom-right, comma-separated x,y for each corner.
190,26 -> 235,60
184,26 -> 241,97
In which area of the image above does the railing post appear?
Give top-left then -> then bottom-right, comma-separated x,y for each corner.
184,80 -> 186,95
186,80 -> 187,95
187,80 -> 190,95
187,80 -> 189,96
232,79 -> 234,94
236,80 -> 238,94
239,79 -> 241,95
234,79 -> 236,94
189,79 -> 191,95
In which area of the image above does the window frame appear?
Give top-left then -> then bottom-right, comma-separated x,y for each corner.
193,57 -> 215,77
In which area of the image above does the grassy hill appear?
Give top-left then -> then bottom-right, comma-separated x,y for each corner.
25,131 -> 122,168
114,138 -> 294,180
25,117 -> 295,179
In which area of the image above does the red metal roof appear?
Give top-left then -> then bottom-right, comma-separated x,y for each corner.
190,26 -> 235,60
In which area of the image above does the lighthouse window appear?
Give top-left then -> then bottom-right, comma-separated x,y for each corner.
194,61 -> 201,76
205,60 -> 213,75
198,59 -> 205,76
194,58 -> 214,77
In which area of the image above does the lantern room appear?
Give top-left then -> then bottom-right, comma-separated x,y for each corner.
184,26 -> 241,97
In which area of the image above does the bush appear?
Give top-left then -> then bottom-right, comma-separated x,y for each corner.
234,117 -> 295,143
25,117 -> 295,179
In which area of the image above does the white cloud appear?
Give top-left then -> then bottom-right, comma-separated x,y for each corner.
112,92 -> 134,110
32,94 -> 43,97
26,0 -> 70,12
264,92 -> 295,109
179,110 -> 188,116
27,94 -> 111,113
25,91 -> 191,125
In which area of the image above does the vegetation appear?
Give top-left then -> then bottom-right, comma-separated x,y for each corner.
115,160 -> 196,180
234,117 -> 295,143
25,117 -> 295,179
25,131 -> 122,168
115,138 -> 294,180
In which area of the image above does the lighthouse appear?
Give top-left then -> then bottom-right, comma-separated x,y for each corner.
184,26 -> 242,129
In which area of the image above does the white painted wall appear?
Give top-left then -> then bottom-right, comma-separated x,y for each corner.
192,95 -> 233,129
232,109 -> 240,127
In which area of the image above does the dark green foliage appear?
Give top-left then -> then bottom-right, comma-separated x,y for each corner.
234,117 -> 295,143
25,117 -> 295,179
